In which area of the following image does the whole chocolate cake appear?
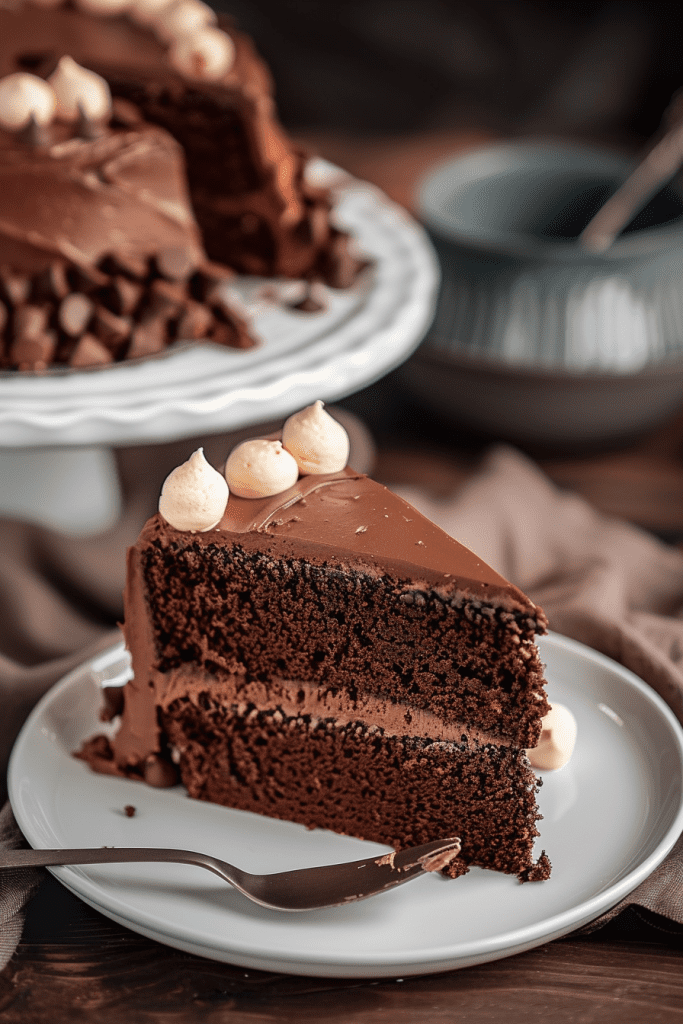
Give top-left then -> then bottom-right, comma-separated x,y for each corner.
79,403 -> 553,883
0,88 -> 252,369
0,0 -> 364,285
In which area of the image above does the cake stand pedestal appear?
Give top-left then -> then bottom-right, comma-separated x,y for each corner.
0,447 -> 122,535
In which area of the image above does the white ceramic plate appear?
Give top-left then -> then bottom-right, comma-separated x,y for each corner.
9,632 -> 683,978
0,161 -> 439,448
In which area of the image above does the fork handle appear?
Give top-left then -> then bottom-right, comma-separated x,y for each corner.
1,847 -> 217,872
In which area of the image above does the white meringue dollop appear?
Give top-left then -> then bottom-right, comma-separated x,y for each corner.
526,702 -> 577,771
169,27 -> 235,80
48,56 -> 112,122
225,439 -> 299,499
153,0 -> 216,41
158,448 -> 229,532
282,400 -> 350,475
0,73 -> 56,131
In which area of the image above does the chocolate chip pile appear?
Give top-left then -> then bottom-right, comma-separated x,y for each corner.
0,247 -> 255,371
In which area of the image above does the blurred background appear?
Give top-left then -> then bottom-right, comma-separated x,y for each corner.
221,0 -> 680,147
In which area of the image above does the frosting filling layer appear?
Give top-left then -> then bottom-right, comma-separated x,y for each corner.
150,665 -> 515,749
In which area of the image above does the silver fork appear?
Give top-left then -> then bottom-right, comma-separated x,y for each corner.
1,837 -> 461,911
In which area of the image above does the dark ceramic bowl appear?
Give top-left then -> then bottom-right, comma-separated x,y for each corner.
406,140 -> 683,446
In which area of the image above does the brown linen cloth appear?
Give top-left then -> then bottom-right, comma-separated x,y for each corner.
2,441 -> 683,967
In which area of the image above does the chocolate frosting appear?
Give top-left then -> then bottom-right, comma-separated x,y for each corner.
151,468 -> 538,608
0,122 -> 203,274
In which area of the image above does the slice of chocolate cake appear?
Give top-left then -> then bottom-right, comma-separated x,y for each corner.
79,404 -> 552,883
0,1 -> 365,286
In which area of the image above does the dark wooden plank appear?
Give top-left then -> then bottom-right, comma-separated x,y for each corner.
3,934 -> 683,1024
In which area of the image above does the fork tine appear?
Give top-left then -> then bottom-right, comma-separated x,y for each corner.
246,837 -> 463,911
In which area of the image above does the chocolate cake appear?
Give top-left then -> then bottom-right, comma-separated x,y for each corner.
0,1 -> 364,285
79,407 -> 552,883
0,103 -> 252,369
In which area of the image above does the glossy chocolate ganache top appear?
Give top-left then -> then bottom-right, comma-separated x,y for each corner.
143,466 -> 541,614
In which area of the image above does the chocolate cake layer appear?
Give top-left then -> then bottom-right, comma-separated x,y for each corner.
78,671 -> 546,879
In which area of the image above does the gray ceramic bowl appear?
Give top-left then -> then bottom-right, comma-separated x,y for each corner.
405,140 -> 683,446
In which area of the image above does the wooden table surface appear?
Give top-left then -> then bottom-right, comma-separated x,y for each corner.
4,131 -> 683,1020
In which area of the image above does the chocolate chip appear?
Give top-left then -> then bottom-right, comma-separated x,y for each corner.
319,230 -> 365,289
176,300 -> 214,340
69,333 -> 114,367
98,252 -> 149,282
127,315 -> 168,359
99,276 -> 143,316
58,293 -> 94,337
189,261 -> 235,302
31,262 -> 70,303
143,754 -> 178,788
123,805 -> 136,818
14,304 -> 49,340
154,246 -> 196,283
91,306 -> 131,351
0,270 -> 30,307
67,263 -> 109,294
146,278 -> 187,318
209,319 -> 255,350
10,331 -> 57,370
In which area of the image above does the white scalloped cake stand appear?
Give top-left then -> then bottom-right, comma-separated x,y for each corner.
0,161 -> 439,532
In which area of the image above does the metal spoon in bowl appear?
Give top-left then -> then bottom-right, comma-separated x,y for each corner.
580,105 -> 683,253
1,837 -> 462,912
